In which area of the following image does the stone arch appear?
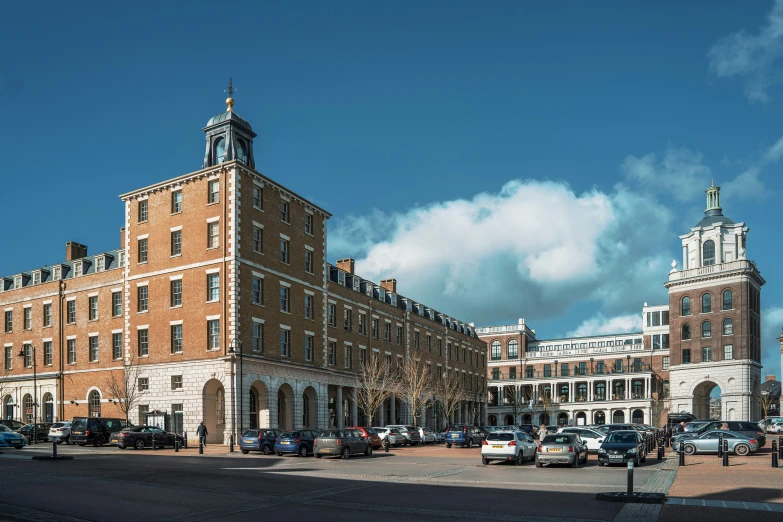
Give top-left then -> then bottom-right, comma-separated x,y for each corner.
249,380 -> 270,429
632,409 -> 644,424
522,413 -> 532,425
612,410 -> 625,423
23,393 -> 34,423
202,378 -> 225,444
594,411 -> 606,424
539,413 -> 550,426
277,383 -> 294,431
3,395 -> 14,421
302,386 -> 317,428
488,414 -> 497,426
504,414 -> 514,426
557,412 -> 569,426
88,390 -> 101,418
575,412 -> 587,426
691,380 -> 722,420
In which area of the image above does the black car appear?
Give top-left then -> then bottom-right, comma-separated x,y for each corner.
110,426 -> 183,449
70,417 -> 128,446
0,419 -> 25,431
597,430 -> 647,466
518,424 -> 536,437
19,423 -> 52,443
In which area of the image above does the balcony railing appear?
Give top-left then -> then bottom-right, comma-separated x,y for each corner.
668,259 -> 757,282
490,364 -> 652,381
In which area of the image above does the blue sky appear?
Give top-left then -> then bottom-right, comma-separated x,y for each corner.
1,1 -> 782,374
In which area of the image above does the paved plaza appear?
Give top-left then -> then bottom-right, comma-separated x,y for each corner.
2,443 -> 781,521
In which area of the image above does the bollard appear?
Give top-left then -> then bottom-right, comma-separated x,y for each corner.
718,436 -> 723,458
665,437 -> 670,448
722,440 -> 729,467
184,432 -> 188,449
627,460 -> 634,495
384,437 -> 390,453
175,440 -> 179,453
152,436 -> 156,451
199,441 -> 204,454
52,440 -> 58,459
657,444 -> 664,461
773,440 -> 779,468
679,447 -> 685,466
778,437 -> 782,460
230,435 -> 234,453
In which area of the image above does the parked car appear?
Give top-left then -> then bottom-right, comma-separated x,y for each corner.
19,423 -> 53,443
0,419 -> 25,431
417,427 -> 435,444
671,421 -> 766,447
667,412 -> 698,432
481,430 -> 537,465
597,430 -> 647,466
48,421 -> 72,444
314,429 -> 373,459
346,426 -> 382,449
0,424 -> 26,449
434,429 -> 447,443
767,422 -> 783,434
557,427 -> 606,453
373,427 -> 402,447
238,428 -> 281,455
518,424 -> 537,437
535,433 -> 588,468
274,429 -> 319,457
385,425 -> 421,446
70,417 -> 127,446
445,424 -> 483,448
672,429 -> 759,456
110,426 -> 183,450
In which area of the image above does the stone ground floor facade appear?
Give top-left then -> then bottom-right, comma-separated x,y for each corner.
487,399 -> 654,428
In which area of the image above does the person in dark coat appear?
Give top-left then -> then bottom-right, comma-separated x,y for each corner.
196,421 -> 208,446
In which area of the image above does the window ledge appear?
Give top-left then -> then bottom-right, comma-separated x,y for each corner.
207,201 -> 220,206
253,206 -> 264,212
280,310 -> 291,315
171,254 -> 182,258
253,250 -> 264,255
206,300 -> 220,304
138,261 -> 148,265
138,310 -> 149,315
171,305 -> 183,309
207,348 -> 221,352
171,352 -> 183,356
171,211 -> 182,216
206,246 -> 220,251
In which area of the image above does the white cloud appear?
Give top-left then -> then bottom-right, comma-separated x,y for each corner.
622,146 -> 711,202
329,180 -> 673,326
708,0 -> 783,102
722,135 -> 783,200
567,313 -> 642,337
762,307 -> 783,378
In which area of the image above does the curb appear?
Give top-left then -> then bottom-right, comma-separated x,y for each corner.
595,492 -> 666,504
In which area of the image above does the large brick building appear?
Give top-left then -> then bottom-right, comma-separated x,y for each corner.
479,181 -> 765,426
0,93 -> 487,443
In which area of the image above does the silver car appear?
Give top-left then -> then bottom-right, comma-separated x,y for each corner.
372,427 -> 402,447
672,429 -> 759,456
535,433 -> 588,468
385,425 -> 421,446
417,427 -> 435,443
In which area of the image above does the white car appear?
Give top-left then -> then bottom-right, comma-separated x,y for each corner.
481,430 -> 537,465
372,427 -> 401,447
557,427 -> 606,453
417,427 -> 436,443
768,422 -> 783,434
48,421 -> 72,444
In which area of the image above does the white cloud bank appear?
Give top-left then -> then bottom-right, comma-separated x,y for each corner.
568,313 -> 643,337
329,180 -> 673,327
708,0 -> 783,103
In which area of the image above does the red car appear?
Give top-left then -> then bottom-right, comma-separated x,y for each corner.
346,426 -> 383,449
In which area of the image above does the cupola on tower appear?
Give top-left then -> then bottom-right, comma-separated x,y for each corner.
665,181 -> 765,421
203,78 -> 256,169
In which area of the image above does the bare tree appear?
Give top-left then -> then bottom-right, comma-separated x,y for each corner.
354,353 -> 400,426
537,384 -> 553,425
432,369 -> 465,427
105,354 -> 145,423
505,386 -> 527,426
398,356 -> 434,426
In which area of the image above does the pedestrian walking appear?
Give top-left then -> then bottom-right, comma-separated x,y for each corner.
197,421 -> 208,446
539,424 -> 548,440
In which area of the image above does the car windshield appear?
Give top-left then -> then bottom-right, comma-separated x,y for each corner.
487,433 -> 514,441
51,422 -> 66,429
605,432 -> 638,444
543,435 -> 572,444
242,430 -> 259,437
0,425 -> 11,432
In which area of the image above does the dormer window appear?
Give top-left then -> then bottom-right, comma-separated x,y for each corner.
338,272 -> 345,286
52,266 -> 61,281
352,278 -> 360,292
32,271 -> 41,285
118,251 -> 126,268
96,256 -> 105,273
13,275 -> 22,289
377,288 -> 385,301
74,261 -> 83,277
390,294 -> 397,306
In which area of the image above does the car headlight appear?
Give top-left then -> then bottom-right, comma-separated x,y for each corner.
597,448 -> 607,454
627,448 -> 637,454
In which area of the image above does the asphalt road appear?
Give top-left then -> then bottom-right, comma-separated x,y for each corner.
0,443 -> 667,522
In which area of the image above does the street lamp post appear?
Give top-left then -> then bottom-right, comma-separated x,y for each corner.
228,339 -> 243,440
18,344 -> 37,445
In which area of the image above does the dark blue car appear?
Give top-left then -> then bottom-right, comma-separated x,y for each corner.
274,429 -> 319,457
445,424 -> 483,448
239,428 -> 281,455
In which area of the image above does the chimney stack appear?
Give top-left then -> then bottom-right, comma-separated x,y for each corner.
380,278 -> 397,293
336,258 -> 355,274
65,241 -> 88,261
120,227 -> 126,248
766,375 -> 777,382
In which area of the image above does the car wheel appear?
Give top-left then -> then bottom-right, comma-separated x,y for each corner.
277,452 -> 283,456
94,437 -> 105,447
342,448 -> 350,460
56,439 -> 63,445
535,456 -> 542,468
134,439 -> 145,450
446,443 -> 452,448
683,444 -> 696,455
299,445 -> 308,458
15,445 -> 24,449
582,452 -> 588,464
365,445 -> 372,457
467,439 -> 473,449
735,444 -> 750,456
634,457 -> 639,467
571,457 -> 579,468
315,454 -> 322,458
482,456 -> 489,465
118,444 -> 126,449
515,452 -> 524,466
262,445 -> 272,455
241,449 -> 249,455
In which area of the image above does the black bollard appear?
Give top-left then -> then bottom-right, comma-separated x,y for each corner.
665,436 -> 670,448
152,435 -> 156,451
773,440 -> 779,468
384,437 -> 390,453
718,436 -> 723,458
52,440 -> 58,458
627,460 -> 634,495
199,441 -> 204,454
778,437 -> 782,460
230,435 -> 234,453
679,447 -> 685,466
657,444 -> 664,461
175,440 -> 179,452
722,440 -> 729,467
184,432 -> 188,449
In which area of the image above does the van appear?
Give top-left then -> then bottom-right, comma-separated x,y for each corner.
70,417 -> 128,446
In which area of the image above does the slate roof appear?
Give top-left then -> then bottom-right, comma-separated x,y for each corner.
205,110 -> 253,131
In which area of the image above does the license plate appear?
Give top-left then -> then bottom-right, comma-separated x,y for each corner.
609,455 -> 624,460
548,447 -> 562,452
244,439 -> 253,443
492,445 -> 504,448
281,441 -> 289,445
74,431 -> 83,435
321,448 -> 331,453
111,438 -> 118,443
451,434 -> 458,438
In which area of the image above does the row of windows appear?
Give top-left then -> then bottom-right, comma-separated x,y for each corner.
681,345 -> 733,364
645,310 -> 670,327
680,318 -> 733,340
1,253 -> 126,293
138,222 -> 220,264
249,226 -> 315,273
4,342 -> 55,370
528,338 -> 642,352
681,290 -> 733,316
3,295 -> 123,333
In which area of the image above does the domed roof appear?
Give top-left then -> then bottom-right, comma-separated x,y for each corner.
695,209 -> 735,228
205,110 -> 253,131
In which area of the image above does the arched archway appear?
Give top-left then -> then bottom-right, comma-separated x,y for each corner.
632,409 -> 644,424
504,414 -> 514,426
3,395 -> 13,421
575,412 -> 587,426
488,415 -> 497,426
43,393 -> 54,423
594,411 -> 606,424
302,386 -> 318,428
522,414 -> 532,425
277,383 -> 294,431
539,413 -> 550,426
202,379 -> 225,444
249,381 -> 269,429
692,380 -> 721,420
88,390 -> 101,418
557,412 -> 569,426
612,410 -> 625,423
23,394 -> 34,423
248,389 -> 258,430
